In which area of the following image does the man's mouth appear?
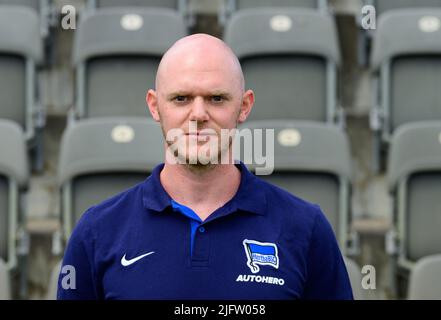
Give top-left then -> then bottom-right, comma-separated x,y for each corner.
185,132 -> 215,136
185,131 -> 217,142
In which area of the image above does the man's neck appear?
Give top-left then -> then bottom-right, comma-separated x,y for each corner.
160,162 -> 241,221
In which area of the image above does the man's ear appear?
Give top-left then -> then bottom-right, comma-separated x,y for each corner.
146,89 -> 161,122
238,89 -> 255,123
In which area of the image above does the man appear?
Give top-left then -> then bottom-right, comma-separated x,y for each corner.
58,34 -> 353,299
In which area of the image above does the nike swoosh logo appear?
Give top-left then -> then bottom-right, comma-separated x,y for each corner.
121,251 -> 155,267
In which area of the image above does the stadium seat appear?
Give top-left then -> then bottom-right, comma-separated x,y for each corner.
370,9 -> 441,170
238,120 -> 353,253
224,9 -> 342,125
344,256 -> 365,300
84,1 -> 193,27
0,6 -> 45,170
363,0 -> 441,17
0,0 -> 53,39
72,8 -> 187,120
0,259 -> 10,300
46,260 -> 61,300
387,121 -> 441,273
58,118 -> 164,240
408,254 -> 441,299
359,1 -> 441,67
220,0 -> 328,25
87,0 -> 185,11
0,120 -> 29,273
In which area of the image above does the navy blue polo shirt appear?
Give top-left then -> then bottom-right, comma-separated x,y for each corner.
57,162 -> 353,300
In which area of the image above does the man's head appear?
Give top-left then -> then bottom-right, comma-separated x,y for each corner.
146,34 -> 254,168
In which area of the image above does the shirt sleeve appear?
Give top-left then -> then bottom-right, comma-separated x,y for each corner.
302,206 -> 354,300
57,209 -> 101,300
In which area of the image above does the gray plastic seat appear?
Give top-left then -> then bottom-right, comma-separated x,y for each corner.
0,0 -> 53,39
72,8 -> 187,120
0,6 -> 43,140
0,120 -> 29,272
46,259 -> 61,300
238,120 -> 352,252
372,9 -> 441,135
0,259 -> 10,300
343,256 -> 365,300
87,0 -> 185,10
224,8 -> 341,124
85,1 -> 192,28
58,118 -> 164,239
0,0 -> 40,10
220,0 -> 328,25
408,254 -> 441,299
387,121 -> 441,269
370,9 -> 441,171
232,0 -> 325,10
364,0 -> 441,17
359,1 -> 441,66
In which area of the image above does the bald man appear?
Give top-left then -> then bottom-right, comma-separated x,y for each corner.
58,34 -> 353,300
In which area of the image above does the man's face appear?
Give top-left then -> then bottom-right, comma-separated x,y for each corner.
147,39 -> 254,166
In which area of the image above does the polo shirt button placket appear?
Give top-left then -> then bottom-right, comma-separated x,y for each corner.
192,225 -> 210,266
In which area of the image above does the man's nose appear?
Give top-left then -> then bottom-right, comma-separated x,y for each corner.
189,97 -> 209,122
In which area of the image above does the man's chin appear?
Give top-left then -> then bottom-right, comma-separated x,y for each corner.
175,153 -> 223,166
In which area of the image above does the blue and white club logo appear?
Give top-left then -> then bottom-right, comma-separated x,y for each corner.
243,239 -> 279,274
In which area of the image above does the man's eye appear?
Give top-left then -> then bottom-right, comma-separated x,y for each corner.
174,96 -> 187,102
211,96 -> 224,103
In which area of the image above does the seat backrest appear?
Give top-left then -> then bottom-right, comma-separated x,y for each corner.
0,175 -> 8,262
0,120 -> 29,266
92,0 -> 179,9
233,0 -> 321,10
238,120 -> 351,242
73,8 -> 186,119
388,121 -> 441,261
406,172 -> 441,261
221,0 -> 327,27
58,118 -> 164,236
0,259 -> 10,300
370,0 -> 441,17
70,173 -> 148,227
225,8 -> 340,123
371,9 -> 441,133
243,55 -> 328,121
262,172 -> 340,231
85,55 -> 160,118
0,0 -> 40,11
390,56 -> 441,130
0,55 -> 26,127
0,6 -> 43,131
408,254 -> 441,299
46,259 -> 62,300
343,256 -> 364,300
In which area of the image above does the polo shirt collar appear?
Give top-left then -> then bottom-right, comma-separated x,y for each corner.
142,162 -> 267,216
